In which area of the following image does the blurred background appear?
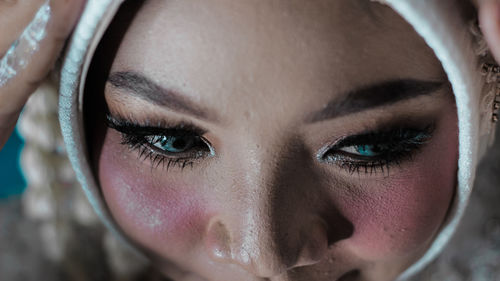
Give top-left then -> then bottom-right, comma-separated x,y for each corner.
0,129 -> 26,199
0,86 -> 157,281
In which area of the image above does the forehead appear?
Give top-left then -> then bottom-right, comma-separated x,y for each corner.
110,0 -> 445,121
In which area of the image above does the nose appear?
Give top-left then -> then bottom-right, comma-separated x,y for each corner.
202,142 -> 342,278
204,210 -> 330,277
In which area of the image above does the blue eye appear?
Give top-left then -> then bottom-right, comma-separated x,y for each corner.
148,135 -> 195,153
355,145 -> 380,157
105,113 -> 215,170
338,144 -> 384,157
320,126 -> 434,175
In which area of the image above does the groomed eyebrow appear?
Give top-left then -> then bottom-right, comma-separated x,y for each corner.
306,79 -> 444,123
108,71 -> 444,125
107,71 -> 219,122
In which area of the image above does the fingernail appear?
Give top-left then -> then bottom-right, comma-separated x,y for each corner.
0,0 -> 52,87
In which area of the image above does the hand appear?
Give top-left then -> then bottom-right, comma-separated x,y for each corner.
0,0 -> 86,150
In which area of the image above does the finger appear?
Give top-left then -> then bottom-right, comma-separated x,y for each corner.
0,0 -> 46,55
479,0 -> 500,64
0,0 -> 86,149
0,0 -> 85,114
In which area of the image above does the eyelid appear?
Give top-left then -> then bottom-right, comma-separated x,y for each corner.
316,124 -> 435,175
105,113 -> 216,170
105,113 -> 208,136
327,124 -> 435,149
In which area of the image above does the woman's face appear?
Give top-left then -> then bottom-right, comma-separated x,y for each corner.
90,0 -> 458,280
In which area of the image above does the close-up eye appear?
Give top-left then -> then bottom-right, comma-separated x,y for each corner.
320,125 -> 435,174
146,134 -> 199,154
104,114 -> 214,169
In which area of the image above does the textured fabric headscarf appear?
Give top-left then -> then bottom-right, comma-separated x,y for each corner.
58,0 -> 499,279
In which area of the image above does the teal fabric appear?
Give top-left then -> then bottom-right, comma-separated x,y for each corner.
0,129 -> 26,198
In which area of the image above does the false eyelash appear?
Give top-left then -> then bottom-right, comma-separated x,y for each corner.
106,112 -> 435,175
125,141 -> 196,171
320,124 -> 435,176
105,113 -> 211,171
327,152 -> 410,176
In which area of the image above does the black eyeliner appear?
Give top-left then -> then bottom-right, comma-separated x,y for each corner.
331,124 -> 435,150
104,113 -> 212,171
320,123 -> 436,175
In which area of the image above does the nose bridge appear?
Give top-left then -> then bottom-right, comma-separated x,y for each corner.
204,138 -> 330,277
229,140 -> 296,273
235,188 -> 290,275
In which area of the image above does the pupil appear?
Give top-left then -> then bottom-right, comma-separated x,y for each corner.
360,146 -> 370,154
358,144 -> 378,156
371,144 -> 381,153
173,138 -> 187,149
155,135 -> 195,153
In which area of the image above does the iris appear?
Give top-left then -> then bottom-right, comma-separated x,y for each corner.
354,144 -> 381,157
151,135 -> 195,153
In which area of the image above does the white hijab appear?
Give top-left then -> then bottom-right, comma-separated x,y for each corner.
57,0 -> 498,279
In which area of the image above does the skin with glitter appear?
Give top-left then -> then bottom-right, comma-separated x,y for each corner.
0,0 -> 51,87
89,0 -> 458,280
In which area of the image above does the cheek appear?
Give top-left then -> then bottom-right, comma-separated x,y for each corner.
97,131 -> 211,257
346,171 -> 454,260
342,118 -> 457,260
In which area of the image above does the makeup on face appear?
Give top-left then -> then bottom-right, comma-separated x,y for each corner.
104,70 -> 446,176
87,0 -> 458,280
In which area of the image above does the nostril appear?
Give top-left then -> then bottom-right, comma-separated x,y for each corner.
203,216 -> 331,277
338,269 -> 361,281
294,219 -> 329,267
204,220 -> 232,261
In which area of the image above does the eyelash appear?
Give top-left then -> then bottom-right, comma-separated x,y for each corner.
318,125 -> 434,175
106,114 -> 434,175
105,114 -> 214,171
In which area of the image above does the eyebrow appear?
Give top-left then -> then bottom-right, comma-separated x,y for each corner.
305,79 -> 444,123
108,71 -> 444,125
107,71 -> 219,122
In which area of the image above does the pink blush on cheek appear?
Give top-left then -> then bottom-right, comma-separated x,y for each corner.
343,145 -> 456,259
346,173 -> 452,259
97,137 -> 211,256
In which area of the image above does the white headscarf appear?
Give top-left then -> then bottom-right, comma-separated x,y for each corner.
58,0 -> 498,279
